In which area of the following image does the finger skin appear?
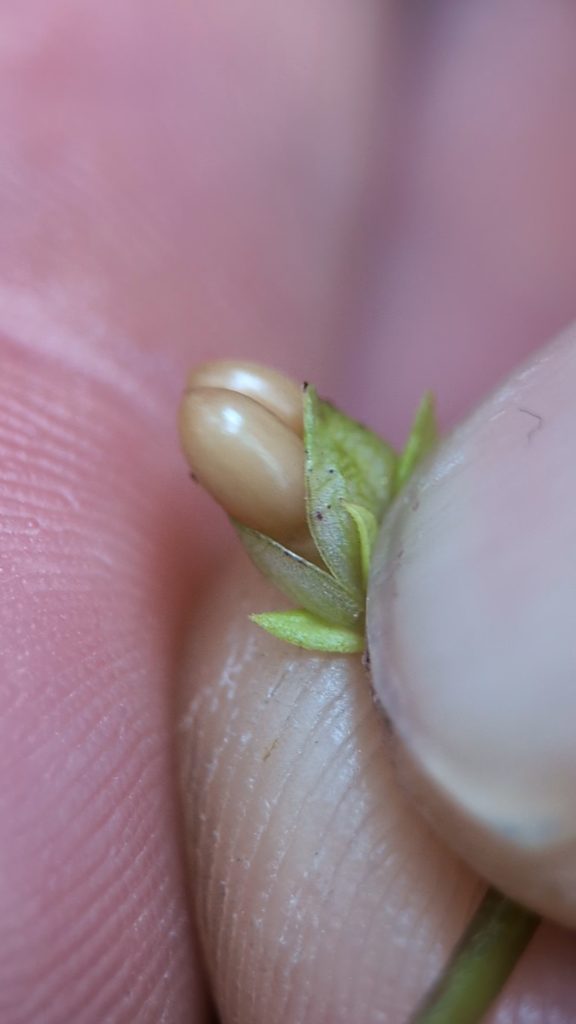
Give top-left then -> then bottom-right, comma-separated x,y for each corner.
179,558 -> 576,1023
0,341 -> 210,1022
369,323 -> 576,929
0,0 -> 385,1018
348,0 -> 576,441
0,0 -> 386,392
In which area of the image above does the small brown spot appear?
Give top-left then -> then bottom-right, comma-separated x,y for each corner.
262,737 -> 280,761
189,471 -> 198,483
315,511 -> 324,521
302,381 -> 309,391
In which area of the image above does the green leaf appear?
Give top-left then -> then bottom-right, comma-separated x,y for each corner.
251,609 -> 364,653
395,391 -> 438,494
303,386 -> 396,595
235,524 -> 363,628
343,503 -> 378,589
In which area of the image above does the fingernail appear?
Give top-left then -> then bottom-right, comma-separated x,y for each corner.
367,326 -> 576,923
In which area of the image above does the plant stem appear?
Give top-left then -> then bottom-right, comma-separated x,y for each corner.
410,888 -> 539,1024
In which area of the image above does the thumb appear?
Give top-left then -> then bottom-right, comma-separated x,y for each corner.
367,321 -> 576,929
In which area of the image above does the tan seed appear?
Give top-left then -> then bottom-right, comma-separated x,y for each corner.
179,387 -> 306,541
186,360 -> 303,436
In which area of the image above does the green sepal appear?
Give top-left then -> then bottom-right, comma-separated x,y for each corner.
343,503 -> 378,589
235,524 -> 362,628
250,609 -> 364,653
303,386 -> 396,596
394,391 -> 438,494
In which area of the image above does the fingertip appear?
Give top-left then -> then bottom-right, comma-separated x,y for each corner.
367,323 -> 576,926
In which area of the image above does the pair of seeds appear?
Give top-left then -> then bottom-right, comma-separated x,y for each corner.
179,361 -> 308,548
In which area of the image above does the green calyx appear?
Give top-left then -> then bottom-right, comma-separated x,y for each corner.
237,386 -> 438,653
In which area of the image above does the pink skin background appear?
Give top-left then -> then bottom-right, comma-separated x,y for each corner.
2,1 -> 576,1022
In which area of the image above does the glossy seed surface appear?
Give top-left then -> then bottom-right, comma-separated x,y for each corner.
186,360 -> 303,436
179,387 -> 306,541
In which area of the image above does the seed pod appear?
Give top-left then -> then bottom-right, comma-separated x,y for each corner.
186,360 -> 303,436
179,387 -> 306,543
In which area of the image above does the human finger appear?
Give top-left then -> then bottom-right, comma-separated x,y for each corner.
0,1 -> 389,1018
368,321 -> 576,931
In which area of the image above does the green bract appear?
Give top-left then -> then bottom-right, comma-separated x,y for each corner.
236,525 -> 363,628
393,391 -> 437,495
236,385 -> 438,653
250,610 -> 365,654
303,386 -> 396,598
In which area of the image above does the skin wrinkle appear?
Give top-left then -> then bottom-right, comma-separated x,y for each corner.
0,343 -> 205,1020
23,859 -> 174,1023
5,751 -> 175,1019
181,610 -> 344,1019
242,673 -> 371,1016
287,779 -> 454,1022
8,654 -> 139,779
262,705 -> 382,1022
210,737 -> 249,1010
353,871 -> 410,1024
255,682 -> 366,866
342,741 -> 473,1016
6,739 -> 135,874
293,778 -> 392,1022
189,638 -> 317,1015
205,651 -> 342,1009
8,872 -> 181,1023
0,377 -> 97,442
339,833 -> 430,1021
0,356 -> 185,584
182,622 -> 362,1007
206,657 -> 274,998
224,720 -> 315,1015
181,686 -> 236,1006
364,877 -> 416,1020
223,679 -> 328,1020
